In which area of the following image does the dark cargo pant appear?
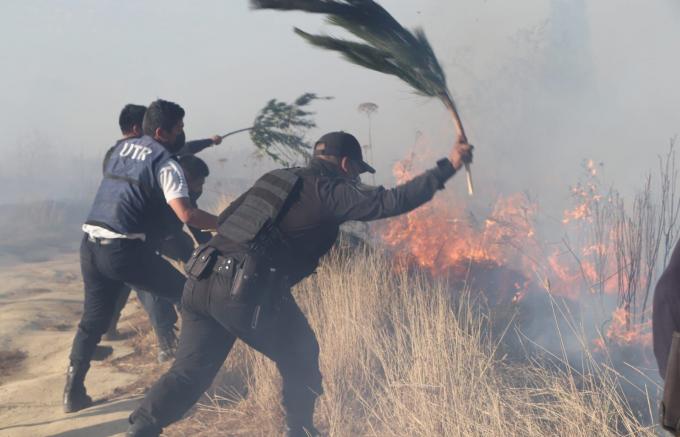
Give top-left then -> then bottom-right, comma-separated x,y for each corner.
106,231 -> 195,339
69,235 -> 185,365
108,286 -> 178,338
131,257 -> 322,430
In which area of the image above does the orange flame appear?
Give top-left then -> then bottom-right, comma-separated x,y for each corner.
593,307 -> 653,354
379,151 -> 651,353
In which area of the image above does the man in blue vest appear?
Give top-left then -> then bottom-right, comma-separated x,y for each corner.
103,104 -> 216,364
63,99 -> 219,413
126,131 -> 473,437
102,104 -> 180,358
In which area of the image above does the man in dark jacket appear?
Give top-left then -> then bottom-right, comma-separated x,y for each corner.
126,131 -> 473,437
64,100 -> 218,413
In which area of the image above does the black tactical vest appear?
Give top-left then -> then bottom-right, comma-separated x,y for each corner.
217,169 -> 301,246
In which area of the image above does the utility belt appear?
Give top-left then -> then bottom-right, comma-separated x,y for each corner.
184,244 -> 288,329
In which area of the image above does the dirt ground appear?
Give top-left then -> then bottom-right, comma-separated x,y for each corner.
0,252 -> 145,437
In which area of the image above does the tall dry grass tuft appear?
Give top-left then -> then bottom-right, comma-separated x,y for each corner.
174,243 -> 658,436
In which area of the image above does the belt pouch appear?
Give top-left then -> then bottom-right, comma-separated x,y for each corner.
231,254 -> 259,300
184,245 -> 217,280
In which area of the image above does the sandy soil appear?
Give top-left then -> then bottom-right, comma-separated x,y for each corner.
0,252 -> 143,437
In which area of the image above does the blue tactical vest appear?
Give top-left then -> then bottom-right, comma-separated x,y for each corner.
86,135 -> 173,235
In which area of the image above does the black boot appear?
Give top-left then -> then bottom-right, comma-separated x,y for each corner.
156,327 -> 177,364
63,362 -> 92,413
127,409 -> 162,437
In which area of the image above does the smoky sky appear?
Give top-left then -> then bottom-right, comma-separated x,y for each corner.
0,0 -> 679,210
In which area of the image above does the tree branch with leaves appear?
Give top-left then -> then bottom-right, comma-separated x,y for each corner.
220,92 -> 332,166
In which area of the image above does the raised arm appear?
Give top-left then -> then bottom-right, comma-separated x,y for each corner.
323,142 -> 472,223
176,135 -> 223,156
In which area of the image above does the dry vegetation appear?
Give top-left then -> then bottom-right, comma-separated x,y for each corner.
162,243 -> 659,437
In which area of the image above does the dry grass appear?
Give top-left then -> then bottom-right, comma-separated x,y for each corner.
164,244 -> 659,436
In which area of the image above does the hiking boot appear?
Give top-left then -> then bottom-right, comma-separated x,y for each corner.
63,363 -> 92,413
127,410 -> 162,437
156,328 -> 177,364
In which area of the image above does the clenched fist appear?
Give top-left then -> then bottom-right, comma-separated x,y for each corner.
449,141 -> 473,170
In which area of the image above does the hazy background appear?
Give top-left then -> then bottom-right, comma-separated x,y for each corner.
0,0 -> 679,213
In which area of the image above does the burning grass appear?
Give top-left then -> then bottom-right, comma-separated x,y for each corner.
381,142 -> 680,362
164,245 -> 660,436
156,144 -> 677,435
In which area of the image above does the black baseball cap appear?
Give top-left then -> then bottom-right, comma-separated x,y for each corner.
313,131 -> 376,174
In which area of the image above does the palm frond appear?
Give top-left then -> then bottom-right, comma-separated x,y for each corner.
252,1 -> 450,100
294,29 -> 401,76
250,0 -> 346,14
251,0 -> 473,193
